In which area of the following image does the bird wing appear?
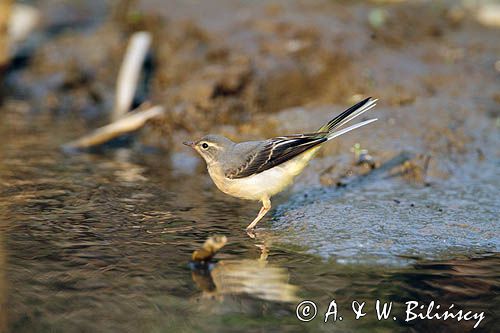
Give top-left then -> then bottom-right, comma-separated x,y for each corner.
224,133 -> 327,179
224,97 -> 378,179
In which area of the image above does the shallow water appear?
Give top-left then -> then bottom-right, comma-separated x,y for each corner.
0,108 -> 499,332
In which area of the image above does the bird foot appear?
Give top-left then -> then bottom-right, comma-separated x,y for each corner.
245,228 -> 256,239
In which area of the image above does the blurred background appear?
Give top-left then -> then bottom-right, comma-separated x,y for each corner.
0,0 -> 499,332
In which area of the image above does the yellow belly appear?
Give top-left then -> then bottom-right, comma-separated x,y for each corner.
208,147 -> 320,201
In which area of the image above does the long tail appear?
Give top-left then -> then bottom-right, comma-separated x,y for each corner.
317,97 -> 378,140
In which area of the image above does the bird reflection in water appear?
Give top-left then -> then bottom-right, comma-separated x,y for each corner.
190,236 -> 298,304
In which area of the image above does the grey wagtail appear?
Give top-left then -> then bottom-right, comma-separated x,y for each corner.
184,97 -> 377,234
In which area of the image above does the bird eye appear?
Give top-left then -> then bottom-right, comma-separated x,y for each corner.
201,143 -> 209,149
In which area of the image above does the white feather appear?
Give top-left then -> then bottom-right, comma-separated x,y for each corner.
334,98 -> 378,130
327,118 -> 378,141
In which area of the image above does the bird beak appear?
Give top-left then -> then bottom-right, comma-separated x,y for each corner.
183,141 -> 195,148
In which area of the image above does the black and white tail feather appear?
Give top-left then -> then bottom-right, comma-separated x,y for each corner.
225,97 -> 378,179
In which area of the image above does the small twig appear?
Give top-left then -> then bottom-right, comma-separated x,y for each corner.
113,31 -> 152,121
63,31 -> 158,152
192,236 -> 228,262
62,105 -> 164,151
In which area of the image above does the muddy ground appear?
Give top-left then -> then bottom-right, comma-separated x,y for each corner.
3,0 -> 499,184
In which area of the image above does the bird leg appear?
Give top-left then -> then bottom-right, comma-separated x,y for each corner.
246,197 -> 271,231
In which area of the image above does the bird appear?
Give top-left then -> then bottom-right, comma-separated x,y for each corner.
184,97 -> 377,236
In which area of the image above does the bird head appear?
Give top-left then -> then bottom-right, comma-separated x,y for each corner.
183,135 -> 233,165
